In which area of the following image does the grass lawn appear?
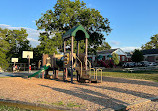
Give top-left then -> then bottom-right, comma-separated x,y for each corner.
0,101 -> 55,111
94,69 -> 158,82
0,104 -> 38,111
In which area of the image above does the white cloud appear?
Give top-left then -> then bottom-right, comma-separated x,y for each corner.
27,38 -> 40,43
119,47 -> 141,52
0,24 -> 43,47
0,24 -> 10,28
27,38 -> 40,47
110,40 -> 120,45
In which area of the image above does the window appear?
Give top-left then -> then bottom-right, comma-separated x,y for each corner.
122,56 -> 125,61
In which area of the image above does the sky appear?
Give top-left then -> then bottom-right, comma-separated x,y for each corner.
1,0 -> 158,52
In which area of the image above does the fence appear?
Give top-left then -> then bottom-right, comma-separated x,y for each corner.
7,63 -> 38,72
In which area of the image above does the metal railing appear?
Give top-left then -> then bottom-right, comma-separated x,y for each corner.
96,68 -> 102,83
87,59 -> 91,70
90,68 -> 95,78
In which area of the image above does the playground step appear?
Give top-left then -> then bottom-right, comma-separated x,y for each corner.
90,78 -> 97,83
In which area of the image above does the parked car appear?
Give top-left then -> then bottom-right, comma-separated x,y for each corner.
135,62 -> 143,67
122,62 -> 135,68
148,62 -> 157,66
140,61 -> 149,67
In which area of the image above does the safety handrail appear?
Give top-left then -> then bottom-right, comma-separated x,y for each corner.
87,59 -> 91,70
96,68 -> 102,83
76,56 -> 82,77
90,68 -> 95,79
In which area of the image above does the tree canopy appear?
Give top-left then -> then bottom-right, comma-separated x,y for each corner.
0,28 -> 10,69
142,34 -> 158,50
0,28 -> 31,69
112,53 -> 119,65
96,42 -> 111,51
131,49 -> 144,62
36,0 -> 111,54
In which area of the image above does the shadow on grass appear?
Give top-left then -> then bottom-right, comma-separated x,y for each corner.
38,84 -> 128,110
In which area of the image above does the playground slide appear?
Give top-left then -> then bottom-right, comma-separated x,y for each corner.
28,65 -> 49,78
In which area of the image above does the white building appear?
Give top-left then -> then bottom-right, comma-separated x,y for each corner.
88,48 -> 127,62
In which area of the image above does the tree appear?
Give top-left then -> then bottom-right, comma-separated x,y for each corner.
36,0 -> 111,54
112,53 -> 119,65
5,28 -> 31,63
142,34 -> 158,50
0,28 -> 10,69
97,41 -> 111,51
0,27 -> 31,69
131,49 -> 144,62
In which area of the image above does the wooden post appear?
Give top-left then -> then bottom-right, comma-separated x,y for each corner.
85,38 -> 88,70
63,40 -> 67,81
71,36 -> 74,83
42,71 -> 44,79
77,41 -> 79,57
64,40 -> 66,53
77,41 -> 79,81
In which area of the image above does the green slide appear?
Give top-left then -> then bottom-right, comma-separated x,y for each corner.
28,65 -> 49,78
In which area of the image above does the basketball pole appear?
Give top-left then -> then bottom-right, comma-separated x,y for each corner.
28,55 -> 30,73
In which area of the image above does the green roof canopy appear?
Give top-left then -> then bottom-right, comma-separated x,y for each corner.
62,25 -> 89,41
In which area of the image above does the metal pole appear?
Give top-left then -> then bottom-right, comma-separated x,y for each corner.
71,36 -> 74,83
28,55 -> 30,73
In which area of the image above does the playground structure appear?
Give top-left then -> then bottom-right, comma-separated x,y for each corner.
28,25 -> 102,83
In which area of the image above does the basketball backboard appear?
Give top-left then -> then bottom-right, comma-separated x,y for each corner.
11,58 -> 18,62
22,51 -> 33,59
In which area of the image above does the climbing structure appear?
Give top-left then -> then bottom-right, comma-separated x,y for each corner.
40,25 -> 102,83
63,25 -> 95,83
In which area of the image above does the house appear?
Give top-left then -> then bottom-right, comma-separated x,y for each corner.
141,49 -> 158,62
125,52 -> 132,62
88,48 -> 128,63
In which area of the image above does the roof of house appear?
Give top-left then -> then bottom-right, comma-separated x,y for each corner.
125,52 -> 132,56
141,49 -> 158,55
97,49 -> 117,54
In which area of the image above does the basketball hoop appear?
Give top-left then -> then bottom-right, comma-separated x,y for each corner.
22,51 -> 33,73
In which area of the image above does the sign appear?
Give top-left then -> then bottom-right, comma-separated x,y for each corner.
11,58 -> 18,62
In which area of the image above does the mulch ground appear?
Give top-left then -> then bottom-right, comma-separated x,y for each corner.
0,76 -> 158,111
